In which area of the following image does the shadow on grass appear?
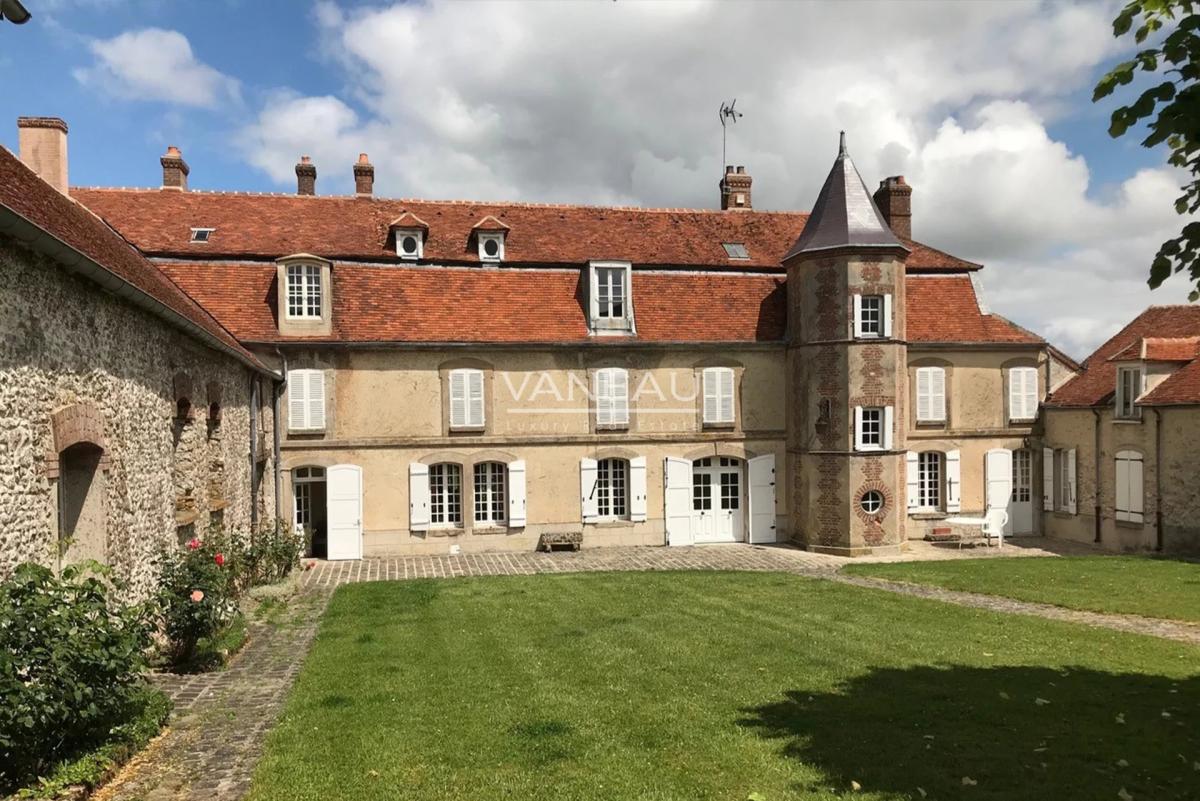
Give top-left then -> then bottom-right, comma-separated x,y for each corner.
738,665 -> 1199,800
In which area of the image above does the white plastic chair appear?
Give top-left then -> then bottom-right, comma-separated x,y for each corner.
945,508 -> 1009,549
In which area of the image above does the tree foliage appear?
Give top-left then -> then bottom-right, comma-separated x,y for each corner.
1095,0 -> 1200,298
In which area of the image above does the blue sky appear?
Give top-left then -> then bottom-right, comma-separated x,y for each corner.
1,0 -> 1193,356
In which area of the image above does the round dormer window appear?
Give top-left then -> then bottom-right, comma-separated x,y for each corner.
483,238 -> 500,257
401,235 -> 419,255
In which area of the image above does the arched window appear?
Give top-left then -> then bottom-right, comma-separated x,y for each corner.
596,458 -> 629,519
429,463 -> 463,527
473,462 -> 507,525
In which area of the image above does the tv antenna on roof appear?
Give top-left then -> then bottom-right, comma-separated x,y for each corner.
718,99 -> 743,170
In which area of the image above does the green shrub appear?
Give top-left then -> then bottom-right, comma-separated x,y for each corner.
241,519 -> 304,588
0,562 -> 154,793
155,537 -> 238,668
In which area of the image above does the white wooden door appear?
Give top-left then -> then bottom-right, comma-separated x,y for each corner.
664,457 -> 693,546
326,464 -> 362,560
984,448 -> 1014,516
691,457 -> 743,543
1007,449 -> 1034,535
747,454 -> 777,544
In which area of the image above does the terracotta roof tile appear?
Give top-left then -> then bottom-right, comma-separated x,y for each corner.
906,275 -> 1043,345
0,149 -> 265,371
1108,336 -> 1200,362
157,262 -> 787,345
1141,357 -> 1200,405
1048,306 -> 1200,407
72,188 -> 979,273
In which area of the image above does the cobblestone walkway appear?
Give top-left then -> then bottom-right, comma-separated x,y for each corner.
834,574 -> 1200,646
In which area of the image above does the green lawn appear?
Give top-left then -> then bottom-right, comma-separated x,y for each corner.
843,556 -> 1200,622
248,572 -> 1199,801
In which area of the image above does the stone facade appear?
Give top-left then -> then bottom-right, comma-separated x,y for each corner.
0,239 -> 276,599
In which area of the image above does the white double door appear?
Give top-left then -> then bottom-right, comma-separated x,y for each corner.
1008,449 -> 1034,536
691,457 -> 744,543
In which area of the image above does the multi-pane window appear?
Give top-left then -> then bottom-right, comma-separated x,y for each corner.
596,458 -> 628,519
292,466 -> 324,535
916,366 -> 946,422
1008,366 -> 1039,422
594,367 -> 630,427
286,263 -> 322,319
692,471 -> 712,511
702,367 -> 735,425
917,451 -> 942,510
720,461 -> 740,510
596,267 -> 626,319
473,462 -> 507,525
859,295 -> 883,337
1012,449 -> 1032,503
859,407 -> 883,449
429,463 -> 463,526
1115,366 -> 1143,419
1058,450 -> 1072,511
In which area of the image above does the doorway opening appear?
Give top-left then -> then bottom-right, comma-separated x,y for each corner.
293,466 -> 328,558
691,456 -> 745,543
1008,449 -> 1034,535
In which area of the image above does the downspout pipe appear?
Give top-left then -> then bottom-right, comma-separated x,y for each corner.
249,372 -> 259,527
1153,408 -> 1164,551
274,349 -> 287,523
1092,408 -> 1102,544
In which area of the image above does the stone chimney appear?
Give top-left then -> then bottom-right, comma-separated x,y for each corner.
353,153 -> 374,197
17,117 -> 68,195
160,146 -> 190,191
872,176 -> 912,239
720,165 -> 752,210
296,155 -> 316,195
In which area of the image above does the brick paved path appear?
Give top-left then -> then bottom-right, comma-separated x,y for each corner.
95,541 -> 1196,801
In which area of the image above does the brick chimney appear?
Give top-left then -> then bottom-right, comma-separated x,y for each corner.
353,153 -> 374,197
872,176 -> 912,239
720,165 -> 752,210
17,117 -> 68,195
160,146 -> 189,191
296,155 -> 316,196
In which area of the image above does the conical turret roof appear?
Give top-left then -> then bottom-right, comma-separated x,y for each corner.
784,132 -> 908,260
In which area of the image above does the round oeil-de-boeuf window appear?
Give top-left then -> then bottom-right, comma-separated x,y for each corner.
859,490 -> 884,515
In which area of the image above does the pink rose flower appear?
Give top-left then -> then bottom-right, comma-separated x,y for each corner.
187,538 -> 201,550
190,590 -> 204,603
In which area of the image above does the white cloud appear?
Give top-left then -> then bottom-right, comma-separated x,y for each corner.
74,28 -> 240,108
237,0 -> 1194,356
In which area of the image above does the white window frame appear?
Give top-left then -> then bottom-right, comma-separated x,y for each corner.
854,406 -> 893,451
285,263 -> 323,319
589,260 -> 633,332
448,368 -> 485,429
429,462 -> 463,528
472,462 -> 507,526
477,231 -> 505,262
1008,366 -> 1039,423
595,458 -> 629,520
915,366 -> 946,423
189,227 -> 214,243
1115,365 -> 1143,420
394,228 -> 424,260
1115,450 -> 1144,524
702,367 -> 735,426
286,368 -> 326,431
916,451 -> 943,511
594,367 -> 630,428
853,293 -> 892,339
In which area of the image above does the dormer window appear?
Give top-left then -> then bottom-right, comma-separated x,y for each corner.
276,253 -> 332,336
396,229 -> 424,260
190,227 -> 214,243
478,232 -> 504,262
286,263 -> 322,319
1115,365 -> 1143,420
589,260 -> 633,333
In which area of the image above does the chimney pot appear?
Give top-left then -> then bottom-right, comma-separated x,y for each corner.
736,165 -> 745,174
872,175 -> 913,239
160,145 -> 190,191
17,116 -> 69,194
296,155 -> 317,196
353,153 -> 374,197
719,164 -> 753,211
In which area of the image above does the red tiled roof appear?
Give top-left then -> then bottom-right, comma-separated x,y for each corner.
71,188 -> 979,273
0,149 -> 267,372
1048,306 -> 1200,407
1108,336 -> 1200,362
157,262 -> 787,344
1141,357 -> 1200,405
905,275 -> 1043,345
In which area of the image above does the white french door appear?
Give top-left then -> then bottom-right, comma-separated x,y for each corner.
1007,449 -> 1034,535
326,464 -> 363,560
691,457 -> 744,543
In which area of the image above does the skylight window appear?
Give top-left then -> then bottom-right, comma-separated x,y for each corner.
190,228 -> 214,243
722,242 -> 749,259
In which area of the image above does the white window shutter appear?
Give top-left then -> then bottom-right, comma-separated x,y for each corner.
1042,448 -> 1055,511
702,369 -> 719,423
613,369 -> 629,425
906,451 -> 920,510
595,370 -> 612,426
719,368 -> 734,423
883,293 -> 893,338
1023,368 -> 1038,420
287,369 -> 308,430
507,460 -> 526,528
409,462 -> 430,532
883,406 -> 894,450
307,370 -> 326,430
916,368 -> 931,422
449,371 -> 467,427
663,457 -> 693,546
932,368 -> 946,421
580,457 -> 599,522
1115,456 -> 1130,522
1067,448 -> 1077,515
1129,455 -> 1144,523
748,454 -> 777,544
854,406 -> 865,451
945,449 -> 962,512
852,294 -> 864,337
629,456 -> 647,522
468,370 -> 485,427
